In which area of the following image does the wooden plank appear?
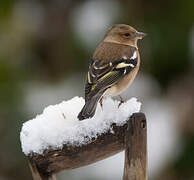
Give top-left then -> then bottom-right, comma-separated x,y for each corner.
123,113 -> 147,180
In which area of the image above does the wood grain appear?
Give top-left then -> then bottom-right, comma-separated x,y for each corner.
123,113 -> 147,180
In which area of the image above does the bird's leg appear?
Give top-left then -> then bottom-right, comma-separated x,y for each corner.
99,96 -> 104,109
118,95 -> 125,108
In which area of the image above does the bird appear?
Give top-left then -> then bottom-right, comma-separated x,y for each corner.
78,24 -> 146,121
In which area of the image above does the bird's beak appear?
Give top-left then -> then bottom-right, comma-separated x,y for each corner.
135,32 -> 147,39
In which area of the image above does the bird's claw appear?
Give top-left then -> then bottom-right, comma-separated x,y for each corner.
99,97 -> 103,109
118,95 -> 125,108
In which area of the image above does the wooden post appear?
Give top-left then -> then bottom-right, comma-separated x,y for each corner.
28,159 -> 57,180
123,113 -> 147,180
27,113 -> 147,180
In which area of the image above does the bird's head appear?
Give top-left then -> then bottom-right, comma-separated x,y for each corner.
103,24 -> 146,48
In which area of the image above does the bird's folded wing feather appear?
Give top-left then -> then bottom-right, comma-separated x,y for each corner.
85,56 -> 137,100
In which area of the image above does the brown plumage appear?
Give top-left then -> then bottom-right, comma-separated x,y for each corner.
93,42 -> 136,62
78,24 -> 146,120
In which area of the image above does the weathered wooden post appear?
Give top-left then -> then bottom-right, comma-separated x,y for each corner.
123,113 -> 147,180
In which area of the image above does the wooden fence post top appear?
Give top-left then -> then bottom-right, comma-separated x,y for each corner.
123,112 -> 147,180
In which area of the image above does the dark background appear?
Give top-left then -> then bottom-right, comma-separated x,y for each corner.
0,0 -> 194,179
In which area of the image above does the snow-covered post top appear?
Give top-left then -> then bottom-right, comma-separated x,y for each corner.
20,97 -> 147,180
20,97 -> 141,155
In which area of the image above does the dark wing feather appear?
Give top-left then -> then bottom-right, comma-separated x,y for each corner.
85,56 -> 137,100
87,70 -> 123,99
85,60 -> 112,99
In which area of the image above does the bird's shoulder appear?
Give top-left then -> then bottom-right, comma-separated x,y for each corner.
92,42 -> 137,62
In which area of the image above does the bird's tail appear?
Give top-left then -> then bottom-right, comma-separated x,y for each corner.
77,96 -> 100,121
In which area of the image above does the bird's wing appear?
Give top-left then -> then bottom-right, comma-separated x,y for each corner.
85,54 -> 138,100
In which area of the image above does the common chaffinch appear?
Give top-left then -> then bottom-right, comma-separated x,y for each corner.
78,24 -> 146,120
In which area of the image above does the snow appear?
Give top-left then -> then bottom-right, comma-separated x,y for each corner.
20,96 -> 141,155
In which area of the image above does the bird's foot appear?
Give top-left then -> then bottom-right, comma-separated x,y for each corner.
118,95 -> 125,108
99,96 -> 103,109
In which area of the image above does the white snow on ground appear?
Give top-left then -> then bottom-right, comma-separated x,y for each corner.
20,97 -> 141,155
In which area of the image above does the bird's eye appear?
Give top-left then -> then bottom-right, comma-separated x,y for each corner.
124,33 -> 130,37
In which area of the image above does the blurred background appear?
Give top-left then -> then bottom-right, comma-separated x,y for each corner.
0,0 -> 194,179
